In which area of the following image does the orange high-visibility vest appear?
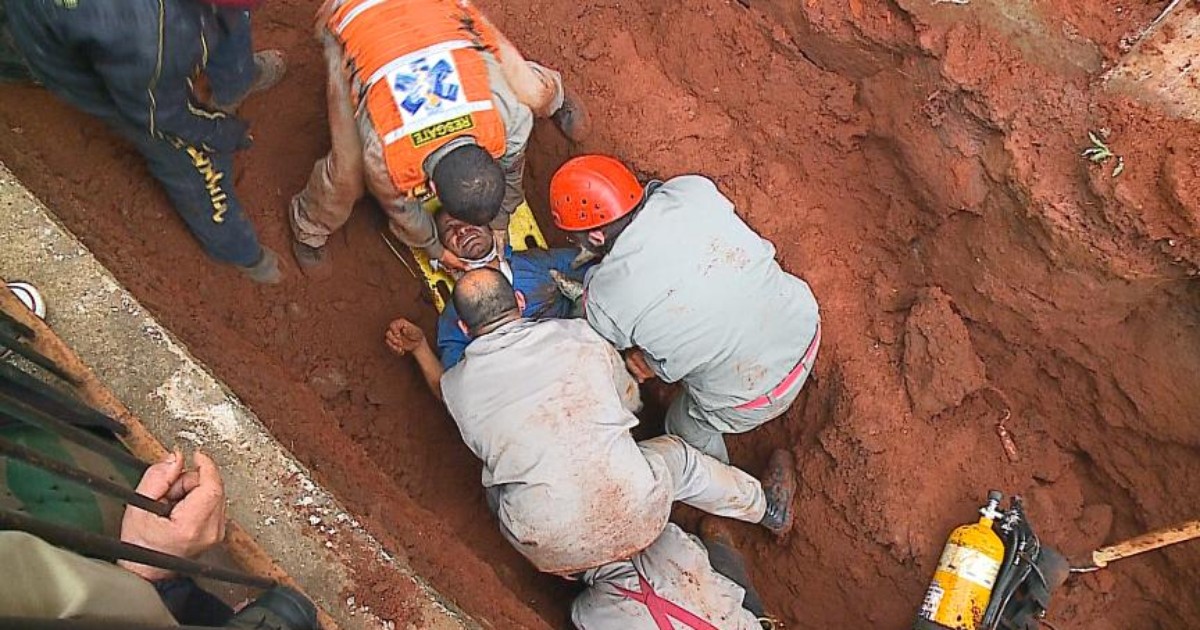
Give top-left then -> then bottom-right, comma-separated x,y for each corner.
328,0 -> 508,194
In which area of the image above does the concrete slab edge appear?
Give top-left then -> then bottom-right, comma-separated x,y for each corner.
0,162 -> 475,630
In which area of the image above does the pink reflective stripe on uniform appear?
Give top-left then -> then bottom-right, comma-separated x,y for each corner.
612,574 -> 720,630
735,323 -> 822,411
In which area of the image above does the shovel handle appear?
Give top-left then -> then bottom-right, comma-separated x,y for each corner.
1092,519 -> 1200,568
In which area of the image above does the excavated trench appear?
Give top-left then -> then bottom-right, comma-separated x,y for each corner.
2,0 -> 1199,628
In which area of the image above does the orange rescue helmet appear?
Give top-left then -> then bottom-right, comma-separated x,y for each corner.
550,155 -> 643,232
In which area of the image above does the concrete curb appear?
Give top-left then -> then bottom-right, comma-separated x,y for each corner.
0,162 -> 475,630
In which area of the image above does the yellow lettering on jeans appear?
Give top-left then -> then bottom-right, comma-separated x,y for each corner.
185,146 -> 229,223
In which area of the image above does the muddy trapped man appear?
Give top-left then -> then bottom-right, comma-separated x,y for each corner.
289,0 -> 590,279
6,0 -> 287,283
550,155 -> 822,463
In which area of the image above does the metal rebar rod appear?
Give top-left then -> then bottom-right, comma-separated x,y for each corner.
0,361 -> 126,435
0,390 -> 146,470
0,507 -> 277,589
0,308 -> 35,339
0,436 -> 171,517
0,327 -> 78,384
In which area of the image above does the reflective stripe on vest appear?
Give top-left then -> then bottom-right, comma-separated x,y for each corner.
328,0 -> 508,193
612,573 -> 720,630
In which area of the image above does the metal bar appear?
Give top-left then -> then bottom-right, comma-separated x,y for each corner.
0,360 -> 127,434
0,435 -> 170,517
0,391 -> 146,470
0,327 -> 77,384
0,507 -> 277,589
0,308 -> 35,338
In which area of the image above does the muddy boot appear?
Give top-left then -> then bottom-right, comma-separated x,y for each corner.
224,586 -> 318,630
757,449 -> 797,537
239,246 -> 283,285
292,239 -> 332,280
551,87 -> 591,142
215,50 -> 287,113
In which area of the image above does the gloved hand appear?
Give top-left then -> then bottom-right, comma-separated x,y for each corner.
549,269 -> 584,301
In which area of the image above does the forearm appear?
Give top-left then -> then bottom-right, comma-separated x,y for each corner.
493,147 -> 526,231
384,198 -> 443,258
411,342 -> 445,401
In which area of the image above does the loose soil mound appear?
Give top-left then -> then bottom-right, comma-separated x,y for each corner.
2,0 -> 1197,628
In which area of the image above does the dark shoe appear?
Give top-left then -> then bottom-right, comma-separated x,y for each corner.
224,586 -> 318,630
291,239 -> 332,280
758,449 -> 797,537
215,50 -> 287,113
551,87 -> 591,142
240,246 -> 283,285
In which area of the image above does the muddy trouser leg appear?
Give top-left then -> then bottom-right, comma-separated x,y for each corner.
290,40 -> 366,249
121,127 -> 263,267
206,9 -> 257,105
702,538 -> 766,617
666,364 -> 815,464
638,435 -> 766,522
665,392 -> 732,464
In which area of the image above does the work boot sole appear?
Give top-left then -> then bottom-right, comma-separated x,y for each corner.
760,449 -> 797,537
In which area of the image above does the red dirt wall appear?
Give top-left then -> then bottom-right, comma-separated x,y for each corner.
2,0 -> 1199,628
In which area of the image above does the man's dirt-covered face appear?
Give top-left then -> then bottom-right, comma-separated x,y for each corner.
437,212 -> 493,260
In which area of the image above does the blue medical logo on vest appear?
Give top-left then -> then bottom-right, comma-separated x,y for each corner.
393,55 -> 462,117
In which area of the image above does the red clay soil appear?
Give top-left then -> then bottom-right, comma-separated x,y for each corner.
3,0 -> 1200,628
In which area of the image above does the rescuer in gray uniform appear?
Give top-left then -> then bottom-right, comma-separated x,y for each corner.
572,520 -> 778,629
549,155 -> 821,463
394,269 -> 797,576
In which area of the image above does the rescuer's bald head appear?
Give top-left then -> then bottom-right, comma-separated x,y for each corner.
452,268 -> 519,337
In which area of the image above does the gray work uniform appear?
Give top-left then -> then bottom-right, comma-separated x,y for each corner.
440,318 -> 768,575
571,523 -> 762,630
585,176 -> 821,462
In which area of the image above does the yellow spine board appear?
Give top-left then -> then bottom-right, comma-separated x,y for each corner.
409,200 -> 547,312
919,517 -> 1005,630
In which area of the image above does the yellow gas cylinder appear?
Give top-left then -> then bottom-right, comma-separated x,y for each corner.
915,491 -> 1006,630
